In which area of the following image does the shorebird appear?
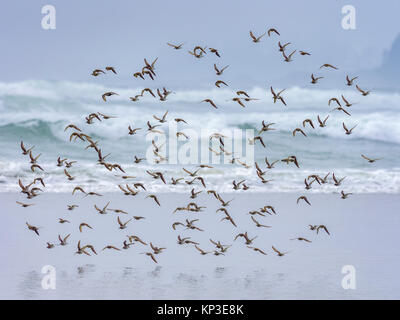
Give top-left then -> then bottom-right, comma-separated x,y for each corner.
331,106 -> 351,116
278,41 -> 291,52
328,97 -> 341,107
156,88 -> 168,101
64,169 -> 74,181
56,156 -> 67,167
252,136 -> 266,147
317,115 -> 329,127
122,240 -> 133,250
30,164 -> 44,172
320,172 -> 331,184
79,222 -> 93,233
332,173 -> 346,186
58,234 -> 70,246
117,217 -> 132,230
91,69 -> 105,76
356,85 -> 370,96
346,75 -> 358,86
236,90 -> 249,98
46,242 -> 55,249
142,252 -> 158,263
302,119 -> 315,129
97,112 -> 116,120
134,156 -> 146,163
172,221 -> 185,230
215,80 -> 228,88
58,218 -> 70,224
251,216 -> 271,228
153,110 -> 168,123
29,151 -> 41,164
133,72 -> 145,80
282,50 -> 296,62
304,178 -> 314,190
188,49 -> 204,59
214,64 -> 229,75
320,63 -> 338,70
106,67 -> 117,74
72,186 -> 86,195
16,201 -> 34,208
217,195 -> 233,207
292,128 -> 307,137
20,141 -> 34,155
130,94 -> 141,101
102,245 -> 120,251
341,95 -> 356,107
291,237 -> 312,243
209,239 -> 230,251
297,196 -> 311,205
68,204 -> 79,210
118,184 -> 137,196
209,47 -> 221,57
247,246 -> 267,255
195,245 -> 210,255
272,246 -> 288,256
258,121 -> 275,134
232,179 -> 245,190
234,232 -> 257,245
177,235 -> 198,245
75,241 -> 91,256
94,202 -> 110,214
128,126 -> 141,135
202,99 -> 218,109
361,154 -> 381,163
65,161 -> 76,168
232,97 -> 247,108
167,42 -> 184,49
190,188 -> 202,199
102,92 -> 119,102
341,190 -> 352,199
270,87 -> 286,105
250,30 -> 266,42
127,235 -> 147,245
308,175 -> 322,185
146,171 -> 166,184
265,157 -> 279,169
150,242 -> 166,254
311,74 -> 323,84
171,177 -> 184,185
220,211 -> 237,227
267,28 -> 280,36
317,225 -> 330,235
343,122 -> 357,135
84,191 -> 103,197
185,219 -> 204,231
147,194 -> 161,206
261,205 -> 276,215
64,124 -> 81,132
26,222 -> 40,235
281,155 -> 300,168
299,50 -> 311,56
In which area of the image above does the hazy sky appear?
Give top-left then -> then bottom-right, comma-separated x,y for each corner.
0,0 -> 399,88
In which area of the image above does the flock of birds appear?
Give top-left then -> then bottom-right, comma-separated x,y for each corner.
17,27 -> 380,263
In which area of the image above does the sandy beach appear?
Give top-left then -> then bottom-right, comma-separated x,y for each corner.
1,192 -> 399,299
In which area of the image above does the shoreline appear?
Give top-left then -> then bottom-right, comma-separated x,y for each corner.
1,192 -> 400,299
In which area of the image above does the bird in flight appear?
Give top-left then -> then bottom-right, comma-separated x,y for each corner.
167,42 -> 184,50
361,154 -> 381,163
250,30 -> 266,42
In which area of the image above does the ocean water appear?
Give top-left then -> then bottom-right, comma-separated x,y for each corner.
0,80 -> 399,193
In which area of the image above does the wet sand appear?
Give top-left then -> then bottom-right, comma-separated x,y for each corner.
0,192 -> 399,299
